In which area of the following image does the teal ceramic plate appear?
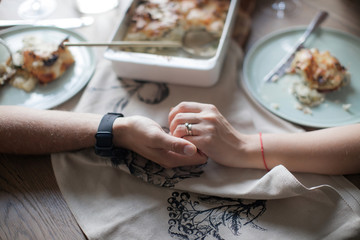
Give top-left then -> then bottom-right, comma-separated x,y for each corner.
242,27 -> 360,128
0,26 -> 95,109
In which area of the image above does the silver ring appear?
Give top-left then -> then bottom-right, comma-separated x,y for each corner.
185,122 -> 193,136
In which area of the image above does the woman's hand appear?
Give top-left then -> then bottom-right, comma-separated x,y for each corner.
168,102 -> 261,169
113,115 -> 208,168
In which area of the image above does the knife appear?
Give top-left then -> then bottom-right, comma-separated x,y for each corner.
263,11 -> 328,83
0,16 -> 94,29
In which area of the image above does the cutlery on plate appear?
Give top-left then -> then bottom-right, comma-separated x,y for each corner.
0,16 -> 94,29
263,11 -> 328,83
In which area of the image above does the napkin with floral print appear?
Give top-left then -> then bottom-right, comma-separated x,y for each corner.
52,42 -> 360,240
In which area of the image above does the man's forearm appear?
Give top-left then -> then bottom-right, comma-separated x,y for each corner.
0,106 -> 207,168
0,106 -> 101,154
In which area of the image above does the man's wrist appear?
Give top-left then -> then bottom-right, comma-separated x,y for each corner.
94,112 -> 124,157
112,116 -> 130,148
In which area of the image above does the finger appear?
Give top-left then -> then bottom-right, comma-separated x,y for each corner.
173,123 -> 200,138
182,136 -> 208,157
155,133 -> 198,156
176,136 -> 209,162
168,102 -> 204,124
156,151 -> 208,168
169,112 -> 200,134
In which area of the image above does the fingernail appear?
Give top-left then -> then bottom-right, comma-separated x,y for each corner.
184,145 -> 196,156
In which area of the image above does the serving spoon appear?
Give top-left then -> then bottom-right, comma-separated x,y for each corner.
64,29 -> 219,58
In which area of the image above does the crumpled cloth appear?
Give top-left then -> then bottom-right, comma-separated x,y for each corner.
52,42 -> 360,240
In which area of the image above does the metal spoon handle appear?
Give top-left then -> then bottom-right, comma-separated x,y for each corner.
64,41 -> 182,48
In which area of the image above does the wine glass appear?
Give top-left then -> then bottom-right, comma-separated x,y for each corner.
269,0 -> 301,19
18,0 -> 57,20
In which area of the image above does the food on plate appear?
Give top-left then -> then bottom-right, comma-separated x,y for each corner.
122,0 -> 230,56
2,36 -> 75,92
287,48 -> 350,112
9,68 -> 38,92
20,37 -> 75,84
0,63 -> 16,86
290,81 -> 325,107
289,48 -> 349,92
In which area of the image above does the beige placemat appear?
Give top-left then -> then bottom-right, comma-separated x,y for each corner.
52,41 -> 360,239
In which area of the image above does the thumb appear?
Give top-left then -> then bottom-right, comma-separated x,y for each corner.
159,134 -> 197,156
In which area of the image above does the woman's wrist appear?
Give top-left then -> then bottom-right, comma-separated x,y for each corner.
239,134 -> 265,170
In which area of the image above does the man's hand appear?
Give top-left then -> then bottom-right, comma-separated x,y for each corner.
113,116 -> 208,168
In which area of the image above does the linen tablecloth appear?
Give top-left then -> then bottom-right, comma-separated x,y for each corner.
52,41 -> 360,239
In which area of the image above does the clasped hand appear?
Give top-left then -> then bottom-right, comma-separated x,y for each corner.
168,102 -> 252,168
115,102 -> 252,169
113,115 -> 207,168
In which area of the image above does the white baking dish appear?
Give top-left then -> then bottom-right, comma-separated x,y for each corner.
104,0 -> 239,87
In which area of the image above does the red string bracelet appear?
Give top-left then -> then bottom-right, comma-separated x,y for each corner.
259,132 -> 270,171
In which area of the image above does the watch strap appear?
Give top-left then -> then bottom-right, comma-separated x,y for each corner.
95,112 -> 124,157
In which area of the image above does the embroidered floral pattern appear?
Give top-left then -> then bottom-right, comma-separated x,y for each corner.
111,151 -> 205,188
167,192 -> 267,239
114,78 -> 169,110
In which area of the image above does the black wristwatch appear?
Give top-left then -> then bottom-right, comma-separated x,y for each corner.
95,112 -> 124,157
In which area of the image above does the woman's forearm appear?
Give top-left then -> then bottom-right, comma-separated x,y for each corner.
169,102 -> 360,175
258,124 -> 360,175
0,106 -> 101,154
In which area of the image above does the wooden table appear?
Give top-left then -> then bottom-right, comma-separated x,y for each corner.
1,0 -> 360,239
